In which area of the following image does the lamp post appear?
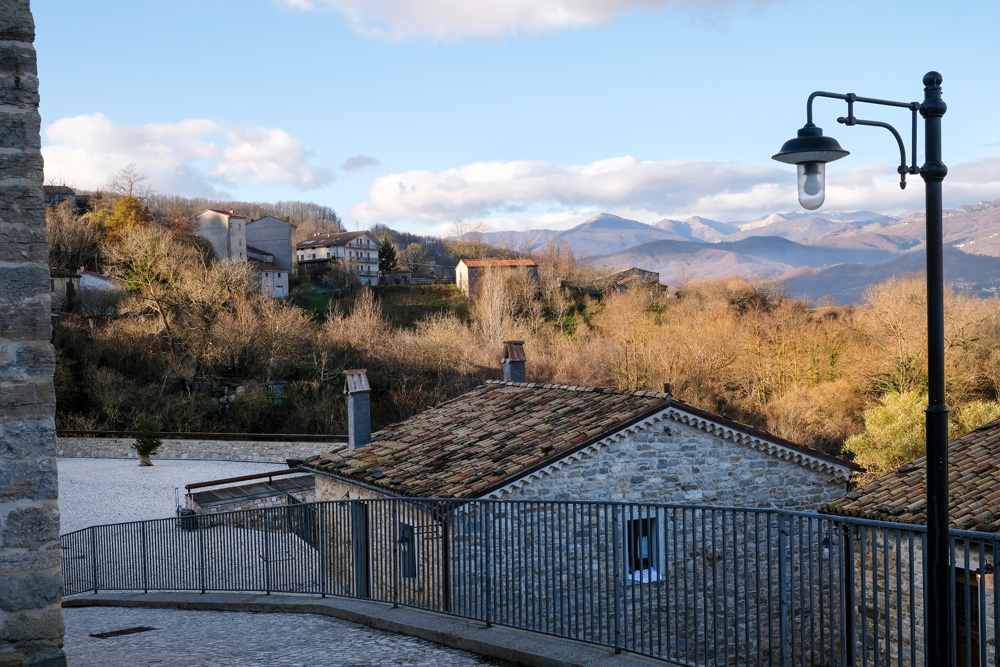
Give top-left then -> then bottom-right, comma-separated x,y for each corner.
773,72 -> 950,665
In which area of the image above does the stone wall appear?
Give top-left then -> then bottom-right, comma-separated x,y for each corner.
0,1 -> 66,663
497,418 -> 847,509
56,435 -> 342,464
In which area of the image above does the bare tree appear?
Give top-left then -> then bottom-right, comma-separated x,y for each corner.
105,163 -> 153,203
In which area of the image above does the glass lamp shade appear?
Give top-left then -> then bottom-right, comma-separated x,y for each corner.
797,162 -> 825,210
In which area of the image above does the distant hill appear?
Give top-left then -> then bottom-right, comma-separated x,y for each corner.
591,236 -> 895,283
477,198 -> 1000,303
551,213 -> 690,256
781,247 -> 1000,305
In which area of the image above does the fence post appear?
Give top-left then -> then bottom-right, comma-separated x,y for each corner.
90,527 -> 98,595
392,500 -> 399,608
264,510 -> 272,595
141,522 -> 148,594
778,514 -> 789,667
319,503 -> 327,598
485,504 -> 493,628
198,514 -> 206,594
612,506 -> 622,655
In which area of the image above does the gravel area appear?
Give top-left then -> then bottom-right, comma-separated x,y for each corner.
63,607 -> 503,666
58,458 -> 282,534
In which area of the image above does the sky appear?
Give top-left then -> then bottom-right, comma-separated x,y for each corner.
34,0 -> 1000,236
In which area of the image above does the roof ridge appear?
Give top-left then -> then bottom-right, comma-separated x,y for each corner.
484,380 -> 670,399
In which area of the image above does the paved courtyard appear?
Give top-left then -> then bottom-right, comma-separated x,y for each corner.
58,458 -> 281,534
64,606 -> 502,666
58,458 -> 508,666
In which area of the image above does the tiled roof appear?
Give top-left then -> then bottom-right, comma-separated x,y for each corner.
43,185 -> 75,195
822,419 -> 1000,531
305,381 -> 856,499
249,259 -> 284,273
297,231 -> 368,249
459,259 -> 537,268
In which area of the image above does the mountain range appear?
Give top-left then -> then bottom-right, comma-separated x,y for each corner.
483,200 -> 1000,305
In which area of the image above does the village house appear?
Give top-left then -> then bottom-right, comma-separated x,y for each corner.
822,421 -> 1000,667
193,208 -> 247,262
192,209 -> 294,297
299,343 -> 858,648
296,230 -> 379,285
612,267 -> 662,292
245,244 -> 290,298
43,183 -> 77,207
455,258 -> 539,295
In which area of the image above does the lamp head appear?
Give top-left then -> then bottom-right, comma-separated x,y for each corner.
773,123 -> 849,210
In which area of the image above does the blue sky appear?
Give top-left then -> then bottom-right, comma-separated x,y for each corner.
34,0 -> 1000,235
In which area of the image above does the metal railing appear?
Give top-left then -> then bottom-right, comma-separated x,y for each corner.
61,499 -> 999,666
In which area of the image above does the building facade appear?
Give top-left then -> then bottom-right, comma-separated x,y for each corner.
246,215 -> 294,272
455,258 -> 539,295
296,231 -> 379,285
193,209 -> 247,261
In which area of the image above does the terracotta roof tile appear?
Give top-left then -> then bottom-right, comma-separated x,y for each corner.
822,419 -> 1000,531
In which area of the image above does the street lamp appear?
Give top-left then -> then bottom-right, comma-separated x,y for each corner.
773,72 -> 950,665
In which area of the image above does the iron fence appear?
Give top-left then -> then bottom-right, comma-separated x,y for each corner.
61,499 -> 999,666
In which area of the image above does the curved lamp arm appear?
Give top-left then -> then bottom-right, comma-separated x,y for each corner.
806,91 -> 921,190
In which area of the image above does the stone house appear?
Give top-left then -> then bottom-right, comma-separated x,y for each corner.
823,420 -> 1000,667
612,267 -> 661,292
455,258 -> 539,295
42,183 -> 76,207
193,208 -> 247,261
300,345 -> 858,647
296,231 -> 379,285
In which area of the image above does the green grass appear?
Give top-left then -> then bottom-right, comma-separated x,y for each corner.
376,284 -> 468,328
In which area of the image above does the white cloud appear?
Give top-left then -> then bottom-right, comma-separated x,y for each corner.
41,113 -> 332,196
275,0 -> 754,41
352,153 -> 1000,232
351,155 -> 789,224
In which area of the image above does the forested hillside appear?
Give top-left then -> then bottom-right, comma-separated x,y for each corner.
49,172 -> 1000,481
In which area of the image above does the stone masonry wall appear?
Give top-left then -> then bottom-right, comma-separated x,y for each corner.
56,436 -> 340,464
497,418 -> 847,509
0,1 -> 67,664
478,419 -> 851,663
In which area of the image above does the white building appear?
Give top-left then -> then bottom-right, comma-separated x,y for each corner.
192,209 -> 247,261
296,231 -> 380,286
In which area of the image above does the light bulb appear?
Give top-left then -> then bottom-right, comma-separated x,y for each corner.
796,162 -> 826,210
802,163 -> 822,196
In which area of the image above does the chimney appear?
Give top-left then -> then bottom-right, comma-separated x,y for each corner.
229,208 -> 235,215
663,382 -> 672,397
501,341 -> 526,382
344,369 -> 371,450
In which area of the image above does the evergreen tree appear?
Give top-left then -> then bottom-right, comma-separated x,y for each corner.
379,234 -> 398,272
132,418 -> 163,467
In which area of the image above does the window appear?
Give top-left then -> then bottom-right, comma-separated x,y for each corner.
399,522 -> 416,578
625,514 -> 661,582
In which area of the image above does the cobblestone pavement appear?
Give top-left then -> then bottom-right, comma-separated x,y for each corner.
58,458 -> 280,534
64,607 -> 505,666
58,461 -> 511,666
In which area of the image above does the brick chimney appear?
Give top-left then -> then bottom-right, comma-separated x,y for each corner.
345,369 -> 371,450
501,341 -> 526,382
